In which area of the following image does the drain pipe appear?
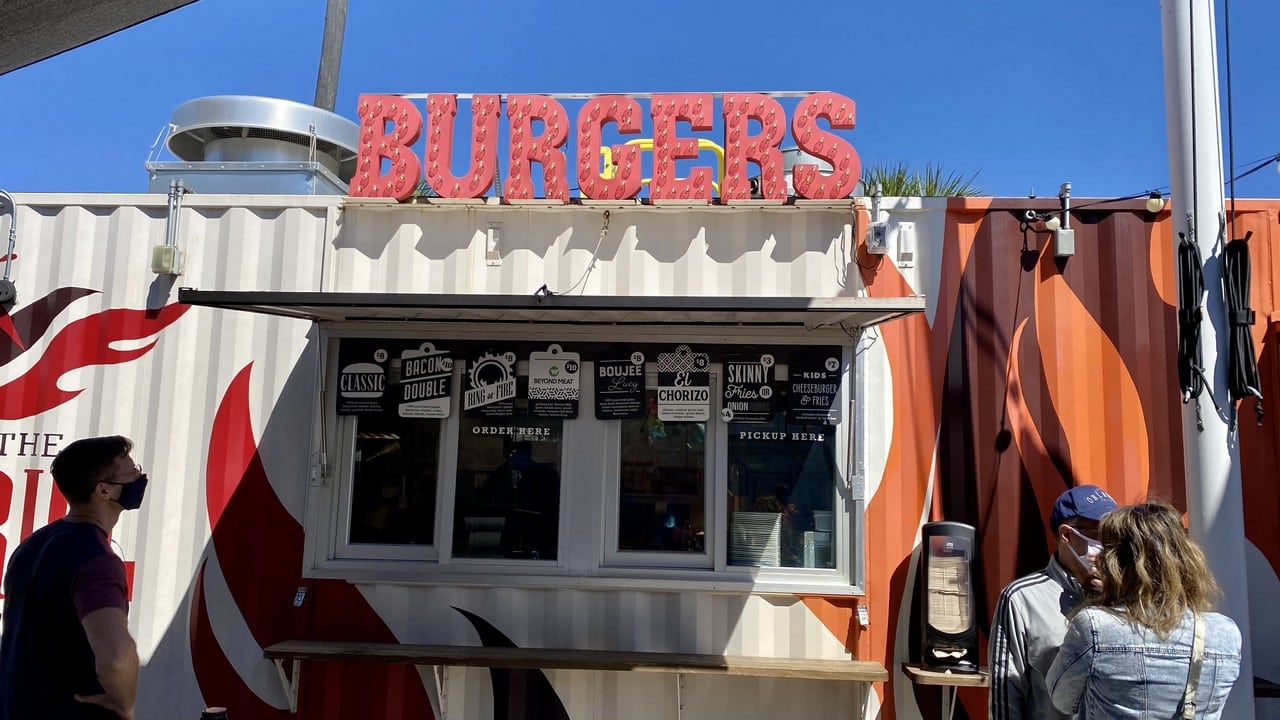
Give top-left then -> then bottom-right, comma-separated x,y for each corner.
0,190 -> 16,304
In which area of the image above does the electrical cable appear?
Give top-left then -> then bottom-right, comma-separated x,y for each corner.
1176,230 -> 1219,430
1224,234 -> 1264,425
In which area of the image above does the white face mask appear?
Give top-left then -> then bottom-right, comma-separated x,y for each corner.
1068,525 -> 1102,571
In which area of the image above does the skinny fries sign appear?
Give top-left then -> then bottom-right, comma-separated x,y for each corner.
351,92 -> 859,203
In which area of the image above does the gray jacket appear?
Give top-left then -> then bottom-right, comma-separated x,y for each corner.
989,556 -> 1083,720
1046,607 -> 1241,719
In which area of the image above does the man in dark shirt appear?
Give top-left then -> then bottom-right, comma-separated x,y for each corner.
0,436 -> 148,720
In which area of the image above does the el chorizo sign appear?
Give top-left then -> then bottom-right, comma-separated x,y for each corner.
351,92 -> 859,203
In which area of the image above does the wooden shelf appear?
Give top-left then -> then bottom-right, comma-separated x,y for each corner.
902,663 -> 988,687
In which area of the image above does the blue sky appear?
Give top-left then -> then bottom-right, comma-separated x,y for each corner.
1,0 -> 1277,199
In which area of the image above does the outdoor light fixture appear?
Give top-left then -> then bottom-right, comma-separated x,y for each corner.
865,185 -> 890,255
1052,182 -> 1074,257
1022,181 -> 1073,257
1146,191 -> 1165,213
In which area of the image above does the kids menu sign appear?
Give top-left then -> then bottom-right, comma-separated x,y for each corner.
350,91 -> 860,203
787,351 -> 843,425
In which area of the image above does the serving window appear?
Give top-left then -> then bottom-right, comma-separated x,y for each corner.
348,415 -> 440,546
453,384 -> 563,561
310,334 -> 861,592
727,386 -> 838,570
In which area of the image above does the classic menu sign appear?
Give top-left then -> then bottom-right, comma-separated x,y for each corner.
464,349 -> 519,418
722,353 -> 775,423
594,352 -> 646,420
656,345 -> 710,422
787,351 -> 843,425
350,91 -> 860,203
528,344 -> 580,419
398,342 -> 452,418
336,340 -> 390,415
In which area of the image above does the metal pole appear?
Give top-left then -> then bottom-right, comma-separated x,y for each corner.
314,0 -> 348,112
1160,1 -> 1255,717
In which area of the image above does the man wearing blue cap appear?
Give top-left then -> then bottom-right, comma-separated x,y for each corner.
988,484 -> 1117,720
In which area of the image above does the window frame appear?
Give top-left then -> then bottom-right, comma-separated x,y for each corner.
302,324 -> 866,596
602,369 -> 716,570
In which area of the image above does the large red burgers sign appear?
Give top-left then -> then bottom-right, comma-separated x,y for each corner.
350,92 -> 859,204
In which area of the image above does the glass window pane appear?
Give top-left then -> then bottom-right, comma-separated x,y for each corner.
617,390 -> 706,553
727,383 -> 837,568
349,415 -> 441,545
454,389 -> 563,560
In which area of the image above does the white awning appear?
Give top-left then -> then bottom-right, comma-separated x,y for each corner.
177,290 -> 925,331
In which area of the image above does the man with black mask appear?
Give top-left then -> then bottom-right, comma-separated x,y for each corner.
0,435 -> 146,720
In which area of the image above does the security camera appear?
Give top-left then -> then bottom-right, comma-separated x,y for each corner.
1023,210 -> 1039,222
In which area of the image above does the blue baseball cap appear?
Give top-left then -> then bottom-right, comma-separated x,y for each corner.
1050,485 -> 1117,528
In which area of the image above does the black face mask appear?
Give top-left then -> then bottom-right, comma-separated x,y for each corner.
106,475 -> 148,511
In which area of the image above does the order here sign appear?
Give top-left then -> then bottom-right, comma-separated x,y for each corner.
350,92 -> 859,203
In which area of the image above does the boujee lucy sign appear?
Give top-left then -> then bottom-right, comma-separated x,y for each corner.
351,92 -> 859,204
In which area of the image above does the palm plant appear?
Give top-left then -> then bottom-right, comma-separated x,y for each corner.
860,161 -> 983,197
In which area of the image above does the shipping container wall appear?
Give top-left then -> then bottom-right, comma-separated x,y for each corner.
0,194 -> 333,717
856,197 -> 1280,720
332,204 -> 860,298
2,193 -> 1277,720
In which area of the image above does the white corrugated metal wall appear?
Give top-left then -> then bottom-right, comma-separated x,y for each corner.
1,194 -> 905,719
0,193 -> 332,715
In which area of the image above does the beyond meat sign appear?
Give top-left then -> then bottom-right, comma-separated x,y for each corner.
350,92 -> 859,202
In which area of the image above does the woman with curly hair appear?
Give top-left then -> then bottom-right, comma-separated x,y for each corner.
1046,500 -> 1242,719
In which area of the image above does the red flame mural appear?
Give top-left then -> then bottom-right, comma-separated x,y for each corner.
0,297 -> 188,419
190,364 -> 433,719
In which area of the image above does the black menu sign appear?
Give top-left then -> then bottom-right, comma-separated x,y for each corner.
656,345 -> 710,422
336,339 -> 391,416
463,349 -> 519,418
594,352 -> 646,420
528,344 -> 581,419
721,353 -> 775,423
787,351 -> 842,425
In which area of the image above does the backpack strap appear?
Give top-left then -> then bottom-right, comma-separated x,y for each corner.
1179,613 -> 1206,720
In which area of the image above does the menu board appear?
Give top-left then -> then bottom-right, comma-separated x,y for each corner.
656,345 -> 710,422
463,349 -> 519,418
594,352 -> 646,419
527,344 -> 580,419
398,342 -> 453,418
336,339 -> 391,416
721,353 -> 775,423
787,351 -> 843,425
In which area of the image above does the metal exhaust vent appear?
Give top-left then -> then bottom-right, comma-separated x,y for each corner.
147,96 -> 360,196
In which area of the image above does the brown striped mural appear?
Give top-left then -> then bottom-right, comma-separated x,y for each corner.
841,198 -> 1279,719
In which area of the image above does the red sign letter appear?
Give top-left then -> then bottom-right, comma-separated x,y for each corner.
791,92 -> 860,200
425,94 -> 501,199
649,94 -> 714,203
505,96 -> 570,203
721,93 -> 786,202
351,95 -> 423,201
576,96 -> 644,201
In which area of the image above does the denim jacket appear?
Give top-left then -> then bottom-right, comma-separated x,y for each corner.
1046,606 -> 1241,719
